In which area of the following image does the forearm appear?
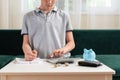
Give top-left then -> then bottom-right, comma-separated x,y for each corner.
63,40 -> 75,54
22,43 -> 32,55
22,35 -> 32,55
22,34 -> 38,61
63,31 -> 75,54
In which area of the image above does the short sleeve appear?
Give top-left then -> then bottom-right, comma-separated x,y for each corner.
21,14 -> 28,35
65,12 -> 73,31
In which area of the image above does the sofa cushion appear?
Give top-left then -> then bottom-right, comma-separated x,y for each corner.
96,55 -> 120,76
15,55 -> 24,58
0,55 -> 14,69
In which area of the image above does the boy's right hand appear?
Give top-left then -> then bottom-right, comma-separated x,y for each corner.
25,50 -> 38,61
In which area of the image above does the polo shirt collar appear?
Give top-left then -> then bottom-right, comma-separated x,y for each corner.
35,6 -> 58,13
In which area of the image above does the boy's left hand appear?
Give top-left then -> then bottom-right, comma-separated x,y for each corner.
50,48 -> 65,58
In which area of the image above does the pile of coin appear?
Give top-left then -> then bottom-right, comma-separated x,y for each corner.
54,63 -> 69,68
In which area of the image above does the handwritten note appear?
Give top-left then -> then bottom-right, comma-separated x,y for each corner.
14,58 -> 43,64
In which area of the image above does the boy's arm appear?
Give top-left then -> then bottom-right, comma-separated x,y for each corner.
64,31 -> 75,53
22,35 -> 37,61
50,31 -> 75,57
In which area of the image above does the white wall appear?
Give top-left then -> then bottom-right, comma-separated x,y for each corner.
0,0 -> 9,29
0,0 -> 23,29
0,0 -> 120,29
9,0 -> 22,29
79,14 -> 120,29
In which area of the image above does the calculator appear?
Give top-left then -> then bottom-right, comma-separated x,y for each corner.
46,58 -> 74,64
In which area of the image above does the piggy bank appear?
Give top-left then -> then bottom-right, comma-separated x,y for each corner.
83,48 -> 96,61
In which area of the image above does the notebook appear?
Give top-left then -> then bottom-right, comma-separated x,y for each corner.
14,58 -> 43,64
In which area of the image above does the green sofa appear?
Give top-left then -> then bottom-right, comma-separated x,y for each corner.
0,30 -> 120,80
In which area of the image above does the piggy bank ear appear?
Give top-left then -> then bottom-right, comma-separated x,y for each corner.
84,48 -> 88,53
88,49 -> 94,55
89,49 -> 93,52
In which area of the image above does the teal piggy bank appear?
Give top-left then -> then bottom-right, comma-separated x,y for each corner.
83,48 -> 96,61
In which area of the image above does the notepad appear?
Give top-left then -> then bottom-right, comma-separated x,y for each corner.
14,58 -> 43,64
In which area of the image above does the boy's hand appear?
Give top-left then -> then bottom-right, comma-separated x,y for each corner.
25,50 -> 38,61
50,48 -> 65,58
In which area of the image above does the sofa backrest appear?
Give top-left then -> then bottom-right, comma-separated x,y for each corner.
0,30 -> 120,56
0,30 -> 23,55
71,30 -> 120,56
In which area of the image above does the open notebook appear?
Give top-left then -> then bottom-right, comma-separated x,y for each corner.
14,58 -> 43,64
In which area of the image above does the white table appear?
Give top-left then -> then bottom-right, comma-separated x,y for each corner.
0,58 -> 115,80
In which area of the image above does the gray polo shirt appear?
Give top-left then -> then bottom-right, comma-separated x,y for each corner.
21,7 -> 73,58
